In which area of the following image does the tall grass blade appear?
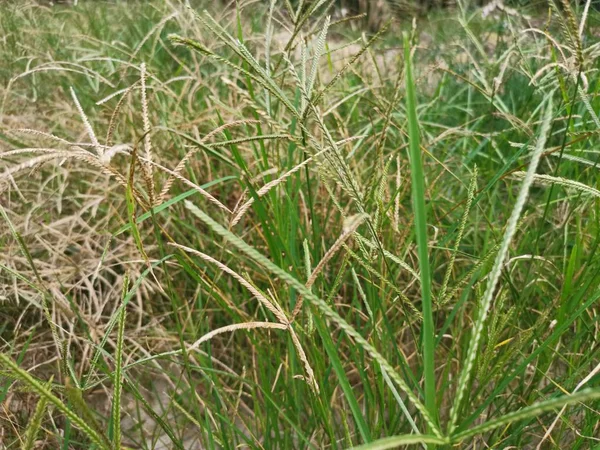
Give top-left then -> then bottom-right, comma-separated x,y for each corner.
111,275 -> 128,450
404,32 -> 437,425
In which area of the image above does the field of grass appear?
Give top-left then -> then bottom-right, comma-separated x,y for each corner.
1,0 -> 600,448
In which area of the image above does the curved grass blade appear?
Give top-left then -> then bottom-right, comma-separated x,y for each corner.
448,96 -> 554,433
451,389 -> 600,442
0,353 -> 109,450
312,313 -> 372,443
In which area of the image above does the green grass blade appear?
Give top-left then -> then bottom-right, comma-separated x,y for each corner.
114,177 -> 236,236
438,166 -> 478,305
111,274 -> 128,450
312,313 -> 372,443
403,32 -> 437,425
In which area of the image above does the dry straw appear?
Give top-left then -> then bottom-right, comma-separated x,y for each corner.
70,87 -> 102,156
291,213 -> 368,320
139,63 -> 156,206
169,242 -> 319,393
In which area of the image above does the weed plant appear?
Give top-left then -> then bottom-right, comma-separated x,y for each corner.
1,0 -> 600,448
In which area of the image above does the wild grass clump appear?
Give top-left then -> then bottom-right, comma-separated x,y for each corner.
1,0 -> 600,448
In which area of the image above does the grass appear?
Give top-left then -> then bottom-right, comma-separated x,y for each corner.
403,31 -> 436,430
1,0 -> 600,448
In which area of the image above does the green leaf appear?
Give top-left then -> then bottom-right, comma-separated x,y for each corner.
404,32 -> 437,426
313,313 -> 372,443
111,274 -> 128,450
114,177 -> 236,236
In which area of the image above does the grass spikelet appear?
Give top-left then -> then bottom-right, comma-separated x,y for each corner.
169,33 -> 300,119
353,233 -> 419,280
143,158 -> 232,214
21,379 -> 52,450
0,353 -> 109,450
158,119 -> 259,202
0,152 -> 85,178
291,213 -> 368,320
342,243 -> 420,317
393,156 -> 402,232
440,242 -> 501,309
104,80 -> 140,146
288,326 -> 320,393
169,242 -> 288,323
548,0 -> 582,67
579,0 -> 592,38
576,85 -> 600,128
307,21 -> 391,113
302,238 -> 314,334
187,322 -> 288,352
351,267 -> 373,319
448,97 -> 554,433
558,0 -> 583,65
438,166 -> 478,305
9,129 -> 73,147
139,63 -> 156,206
169,242 -> 319,391
69,87 -> 101,156
231,148 -> 327,225
305,15 -> 330,112
511,172 -> 600,198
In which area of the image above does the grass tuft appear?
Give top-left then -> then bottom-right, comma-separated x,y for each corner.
1,1 -> 600,448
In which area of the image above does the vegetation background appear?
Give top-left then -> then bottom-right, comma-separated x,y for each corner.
1,0 -> 600,448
